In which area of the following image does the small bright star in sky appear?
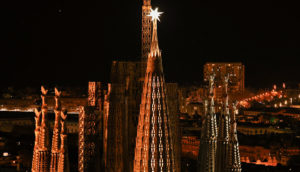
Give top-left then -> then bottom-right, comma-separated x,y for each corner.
148,8 -> 163,21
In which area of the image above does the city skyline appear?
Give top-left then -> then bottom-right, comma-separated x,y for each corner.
2,0 -> 299,88
1,1 -> 300,171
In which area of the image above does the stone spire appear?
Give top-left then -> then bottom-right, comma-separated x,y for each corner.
198,74 -> 218,172
133,8 -> 175,172
141,0 -> 152,62
32,108 -> 42,172
58,111 -> 70,172
50,88 -> 62,172
227,103 -> 242,172
31,86 -> 70,172
35,86 -> 50,172
216,75 -> 231,172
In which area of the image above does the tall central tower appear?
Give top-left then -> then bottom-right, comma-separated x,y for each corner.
141,0 -> 152,62
134,8 -> 175,172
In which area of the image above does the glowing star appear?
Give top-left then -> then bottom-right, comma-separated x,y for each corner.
148,8 -> 163,21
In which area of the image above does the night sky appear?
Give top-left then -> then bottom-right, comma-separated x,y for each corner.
1,0 -> 300,89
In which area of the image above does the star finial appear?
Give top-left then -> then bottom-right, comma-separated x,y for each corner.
148,8 -> 163,21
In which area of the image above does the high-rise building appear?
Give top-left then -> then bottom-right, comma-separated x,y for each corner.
204,62 -> 245,102
133,8 -> 176,172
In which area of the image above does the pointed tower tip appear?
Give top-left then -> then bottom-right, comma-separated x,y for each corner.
143,0 -> 151,6
41,86 -> 48,95
148,8 -> 163,58
55,88 -> 62,97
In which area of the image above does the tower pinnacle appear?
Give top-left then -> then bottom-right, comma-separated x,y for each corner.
141,0 -> 152,62
148,8 -> 163,58
143,0 -> 151,6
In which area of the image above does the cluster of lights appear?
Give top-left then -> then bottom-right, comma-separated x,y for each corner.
239,90 -> 282,108
273,94 -> 300,108
239,84 -> 287,108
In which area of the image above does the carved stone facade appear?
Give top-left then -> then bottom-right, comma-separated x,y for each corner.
102,84 -> 111,169
166,83 -> 182,172
107,61 -> 145,172
78,106 -> 98,172
78,82 -> 105,172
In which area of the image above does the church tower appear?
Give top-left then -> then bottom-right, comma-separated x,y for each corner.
226,104 -> 242,172
32,87 -> 70,172
50,88 -> 62,172
198,74 -> 218,172
216,75 -> 231,172
141,0 -> 152,62
134,8 -> 175,172
32,86 -> 50,172
57,111 -> 70,172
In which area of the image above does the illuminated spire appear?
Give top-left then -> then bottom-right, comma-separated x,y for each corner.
227,103 -> 242,172
148,8 -> 163,58
32,108 -> 42,172
198,74 -> 218,172
134,7 -> 175,172
33,86 -> 50,172
216,75 -> 231,172
50,88 -> 62,172
58,111 -> 69,172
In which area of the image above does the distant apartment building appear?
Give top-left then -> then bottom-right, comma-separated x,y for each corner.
204,62 -> 245,102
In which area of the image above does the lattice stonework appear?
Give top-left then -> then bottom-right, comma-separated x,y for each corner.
88,82 -> 96,106
141,0 -> 152,62
78,107 -> 97,172
88,82 -> 102,110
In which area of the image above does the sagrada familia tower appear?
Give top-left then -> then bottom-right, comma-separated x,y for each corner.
133,8 -> 175,172
107,1 -> 181,172
198,74 -> 242,172
32,87 -> 69,172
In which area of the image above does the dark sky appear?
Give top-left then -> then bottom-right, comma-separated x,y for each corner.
1,0 -> 300,88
